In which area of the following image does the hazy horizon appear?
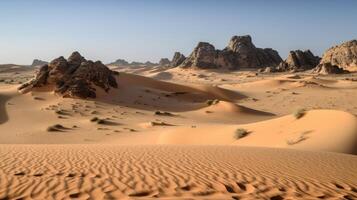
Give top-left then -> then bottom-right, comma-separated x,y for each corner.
0,0 -> 356,65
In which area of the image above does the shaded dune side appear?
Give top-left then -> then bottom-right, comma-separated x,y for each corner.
0,88 -> 17,124
0,145 -> 356,200
117,73 -> 246,101
96,73 -> 247,112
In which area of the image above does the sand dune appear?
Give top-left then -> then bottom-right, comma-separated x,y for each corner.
99,73 -> 246,112
0,145 -> 356,200
1,68 -> 357,199
158,110 -> 357,154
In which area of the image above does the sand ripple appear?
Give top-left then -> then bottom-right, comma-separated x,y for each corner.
0,145 -> 356,199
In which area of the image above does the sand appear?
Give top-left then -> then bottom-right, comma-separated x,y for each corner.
1,145 -> 357,199
1,66 -> 357,199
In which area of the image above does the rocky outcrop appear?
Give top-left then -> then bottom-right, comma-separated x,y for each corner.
319,40 -> 357,71
31,59 -> 48,67
170,52 -> 186,67
313,63 -> 348,75
277,50 -> 320,72
19,52 -> 119,99
180,42 -> 220,68
108,59 -> 129,66
159,58 -> 170,66
180,35 -> 282,69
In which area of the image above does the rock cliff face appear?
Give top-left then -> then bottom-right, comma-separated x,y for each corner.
319,40 -> 357,71
277,50 -> 320,72
31,59 -> 48,67
170,52 -> 186,67
19,52 -> 118,99
180,35 -> 282,69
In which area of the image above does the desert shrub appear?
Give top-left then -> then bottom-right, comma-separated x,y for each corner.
47,124 -> 65,132
286,134 -> 308,145
234,128 -> 250,139
96,119 -> 106,124
154,111 -> 174,116
294,108 -> 306,119
90,117 -> 99,122
206,99 -> 220,106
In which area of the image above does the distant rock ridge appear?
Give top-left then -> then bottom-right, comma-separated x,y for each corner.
19,52 -> 119,99
170,52 -> 186,67
268,50 -> 321,72
318,40 -> 357,71
108,59 -> 157,67
31,59 -> 48,67
180,35 -> 282,69
159,58 -> 170,66
108,59 -> 129,66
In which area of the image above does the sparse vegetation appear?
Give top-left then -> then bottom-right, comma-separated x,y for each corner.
96,119 -> 107,124
33,96 -> 44,100
286,134 -> 309,145
206,99 -> 220,106
150,121 -> 174,126
294,108 -> 306,119
154,111 -> 175,116
47,124 -> 67,132
55,109 -> 70,116
90,117 -> 99,122
234,128 -> 250,139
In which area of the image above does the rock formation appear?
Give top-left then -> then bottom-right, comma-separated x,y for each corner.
31,59 -> 48,67
313,63 -> 347,75
159,58 -> 170,66
19,52 -> 119,99
170,52 -> 186,67
276,50 -> 320,72
319,40 -> 357,71
180,35 -> 282,69
108,59 -> 129,66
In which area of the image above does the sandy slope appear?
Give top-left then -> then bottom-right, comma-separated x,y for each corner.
0,145 -> 356,200
158,109 -> 357,154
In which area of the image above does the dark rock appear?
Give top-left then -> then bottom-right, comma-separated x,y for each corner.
277,50 -> 320,72
19,52 -> 118,99
180,35 -> 282,69
170,52 -> 186,67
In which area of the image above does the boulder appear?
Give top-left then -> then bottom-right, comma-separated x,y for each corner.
170,52 -> 186,67
277,50 -> 320,72
319,40 -> 357,71
180,35 -> 282,69
313,63 -> 348,75
18,52 -> 119,99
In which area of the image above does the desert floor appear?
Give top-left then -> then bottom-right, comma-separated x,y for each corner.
0,65 -> 357,199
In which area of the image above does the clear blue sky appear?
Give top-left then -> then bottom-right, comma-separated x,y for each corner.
0,0 -> 356,65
